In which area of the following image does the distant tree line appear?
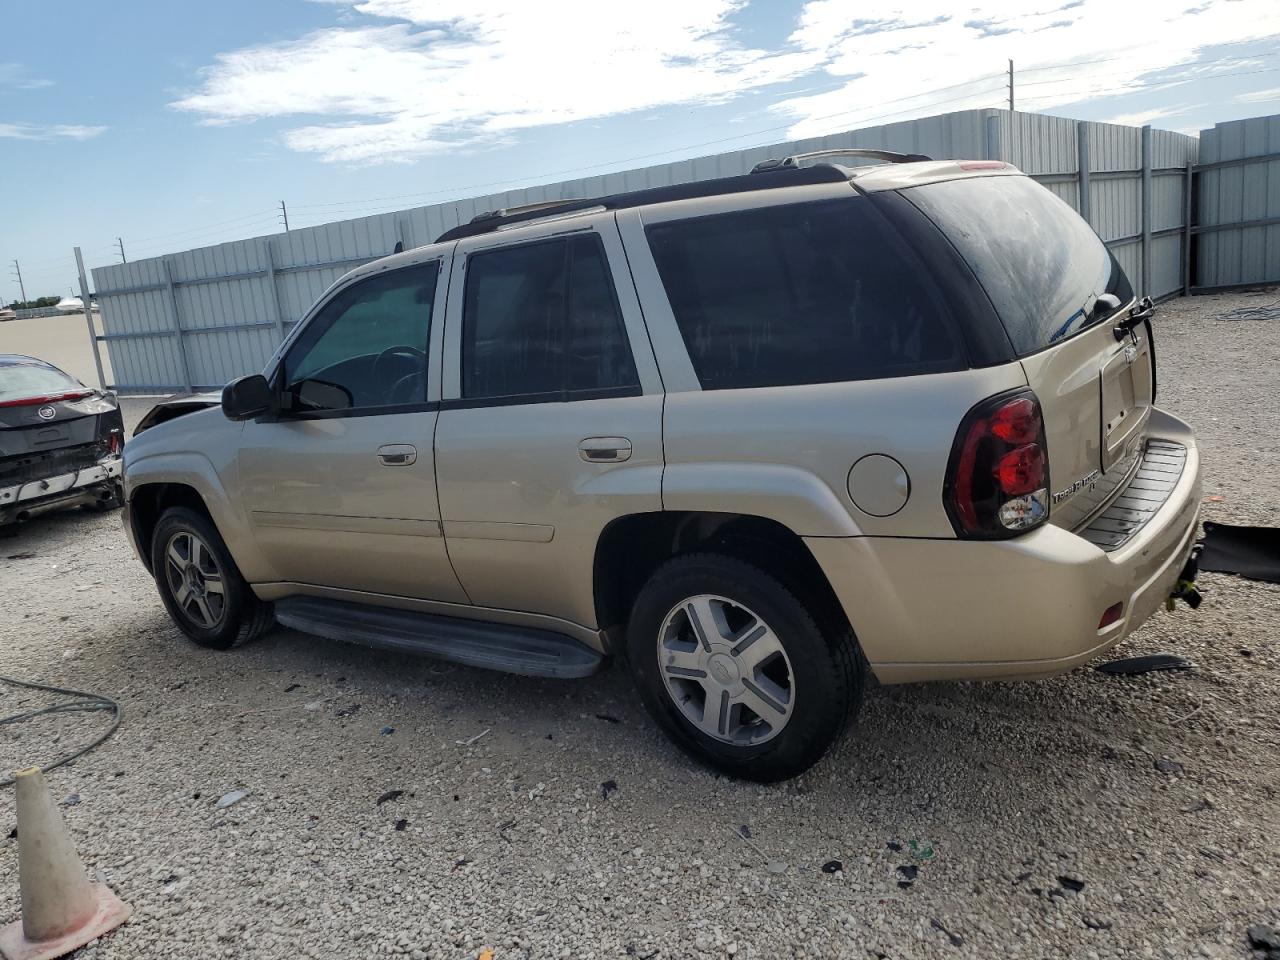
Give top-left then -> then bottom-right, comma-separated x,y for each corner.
4,296 -> 61,310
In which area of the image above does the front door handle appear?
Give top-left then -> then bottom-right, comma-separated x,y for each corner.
377,444 -> 418,466
579,437 -> 632,463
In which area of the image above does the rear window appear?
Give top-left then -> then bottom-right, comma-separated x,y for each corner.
644,198 -> 964,391
0,361 -> 81,403
906,175 -> 1133,356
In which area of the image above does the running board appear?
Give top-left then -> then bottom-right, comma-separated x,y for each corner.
273,597 -> 605,679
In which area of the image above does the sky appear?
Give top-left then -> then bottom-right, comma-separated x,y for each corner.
2,0 -> 1279,302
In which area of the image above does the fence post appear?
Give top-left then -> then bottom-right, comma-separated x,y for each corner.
1140,125 -> 1152,297
162,258 -> 194,392
73,247 -> 107,390
1077,123 -> 1091,225
261,240 -> 286,346
985,113 -> 1001,162
1182,159 -> 1194,296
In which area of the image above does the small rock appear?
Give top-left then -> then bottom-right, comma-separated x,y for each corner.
738,825 -> 751,839
215,789 -> 249,809
1155,758 -> 1185,775
61,793 -> 81,806
303,701 -> 322,712
767,861 -> 786,874
886,840 -> 903,852
335,703 -> 361,718
1181,797 -> 1212,813
1058,875 -> 1086,893
284,683 -> 300,692
1084,915 -> 1113,930
394,820 -> 408,832
600,780 -> 618,800
380,726 -> 395,736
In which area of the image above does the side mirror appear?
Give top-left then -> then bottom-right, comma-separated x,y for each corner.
221,374 -> 274,421
1095,293 -> 1122,312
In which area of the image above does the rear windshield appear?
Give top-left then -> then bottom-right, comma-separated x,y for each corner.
645,197 -> 964,390
0,361 -> 81,403
906,175 -> 1133,356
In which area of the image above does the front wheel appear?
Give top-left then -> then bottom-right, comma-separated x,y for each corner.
626,553 -> 863,782
150,506 -> 273,650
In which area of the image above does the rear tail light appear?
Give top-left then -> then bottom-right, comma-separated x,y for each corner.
108,429 -> 123,455
944,388 -> 1050,539
0,390 -> 94,409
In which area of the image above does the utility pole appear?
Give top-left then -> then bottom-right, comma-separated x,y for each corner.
279,200 -> 290,232
1008,59 -> 1015,112
10,260 -> 26,304
115,237 -> 127,263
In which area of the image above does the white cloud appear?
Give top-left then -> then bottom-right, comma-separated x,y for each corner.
0,122 -> 107,141
172,0 -> 823,163
1235,85 -> 1280,103
774,0 -> 1280,138
0,62 -> 52,90
171,0 -> 1280,164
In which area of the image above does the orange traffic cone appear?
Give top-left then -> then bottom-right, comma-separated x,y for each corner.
0,768 -> 131,960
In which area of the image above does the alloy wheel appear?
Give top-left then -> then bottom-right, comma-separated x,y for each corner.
162,530 -> 226,629
656,594 -> 795,745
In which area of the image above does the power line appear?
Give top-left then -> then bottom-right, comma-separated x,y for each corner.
1017,64 -> 1280,106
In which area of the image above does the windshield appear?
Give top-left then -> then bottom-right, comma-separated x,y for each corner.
0,360 -> 84,403
906,175 -> 1134,356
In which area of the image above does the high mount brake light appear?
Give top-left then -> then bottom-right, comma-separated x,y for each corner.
944,389 -> 1050,539
0,390 -> 93,409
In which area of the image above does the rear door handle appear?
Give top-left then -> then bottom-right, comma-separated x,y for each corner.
578,437 -> 632,463
377,444 -> 417,466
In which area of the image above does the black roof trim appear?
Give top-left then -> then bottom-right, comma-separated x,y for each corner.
434,164 -> 852,243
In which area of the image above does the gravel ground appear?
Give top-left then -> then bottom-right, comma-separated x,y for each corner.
1,289 -> 1278,960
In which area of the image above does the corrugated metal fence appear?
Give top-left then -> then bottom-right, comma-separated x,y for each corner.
1194,114 -> 1280,291
91,107 -> 1199,394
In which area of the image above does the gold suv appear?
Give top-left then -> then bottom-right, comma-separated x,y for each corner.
124,153 -> 1201,781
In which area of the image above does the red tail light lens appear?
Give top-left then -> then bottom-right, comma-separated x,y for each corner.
945,389 -> 1051,539
0,390 -> 93,409
108,429 -> 123,455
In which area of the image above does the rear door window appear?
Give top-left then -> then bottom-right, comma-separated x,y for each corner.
905,175 -> 1134,356
461,234 -> 639,401
644,197 -> 964,390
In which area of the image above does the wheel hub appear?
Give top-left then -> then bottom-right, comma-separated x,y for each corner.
163,531 -> 225,630
656,594 -> 794,746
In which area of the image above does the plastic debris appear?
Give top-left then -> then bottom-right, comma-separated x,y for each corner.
61,794 -> 81,807
284,683 -> 300,692
376,790 -> 404,806
1058,875 -> 1086,893
600,780 -> 618,800
1095,654 -> 1190,675
456,728 -> 490,746
821,860 -> 842,873
380,726 -> 395,736
216,789 -> 249,809
595,713 -> 621,724
394,819 -> 408,832
931,919 -> 963,946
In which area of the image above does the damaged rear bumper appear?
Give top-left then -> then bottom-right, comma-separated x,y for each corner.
0,456 -> 122,524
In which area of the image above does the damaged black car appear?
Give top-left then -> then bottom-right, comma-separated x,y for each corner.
0,354 -> 124,534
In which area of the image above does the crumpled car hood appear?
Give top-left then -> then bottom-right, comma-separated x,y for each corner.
133,391 -> 221,436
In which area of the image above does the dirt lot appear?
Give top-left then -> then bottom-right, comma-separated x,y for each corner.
1,290 -> 1278,960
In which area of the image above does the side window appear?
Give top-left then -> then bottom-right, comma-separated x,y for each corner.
462,234 -> 639,401
645,198 -> 964,390
283,262 -> 438,411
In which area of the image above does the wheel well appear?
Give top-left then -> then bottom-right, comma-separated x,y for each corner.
129,483 -> 213,573
593,512 -> 849,643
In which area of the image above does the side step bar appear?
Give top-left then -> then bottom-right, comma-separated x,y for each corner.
274,597 -> 605,679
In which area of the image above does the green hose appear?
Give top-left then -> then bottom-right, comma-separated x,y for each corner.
0,675 -> 122,788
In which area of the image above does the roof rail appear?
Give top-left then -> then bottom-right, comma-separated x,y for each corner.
750,148 -> 932,174
434,164 -> 851,243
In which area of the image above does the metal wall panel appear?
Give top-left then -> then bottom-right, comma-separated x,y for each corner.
1195,114 -> 1280,289
92,107 -> 1203,393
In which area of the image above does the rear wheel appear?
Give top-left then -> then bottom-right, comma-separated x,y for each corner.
626,553 -> 863,782
150,506 -> 273,649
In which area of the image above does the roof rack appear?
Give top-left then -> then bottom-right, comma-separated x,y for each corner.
749,148 -> 932,174
435,164 -> 852,243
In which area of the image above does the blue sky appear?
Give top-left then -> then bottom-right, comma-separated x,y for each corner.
2,0 -> 1278,302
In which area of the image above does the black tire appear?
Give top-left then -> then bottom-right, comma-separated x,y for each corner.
626,553 -> 863,782
150,506 -> 274,650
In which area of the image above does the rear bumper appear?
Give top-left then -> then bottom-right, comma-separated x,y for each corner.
807,407 -> 1201,683
0,456 -> 122,524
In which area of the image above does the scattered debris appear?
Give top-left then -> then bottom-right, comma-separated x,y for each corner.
479,950 -> 494,960
886,840 -> 903,852
1155,758 -> 1185,775
1083,915 -> 1113,931
6,552 -> 36,560
216,789 -> 249,809
930,919 -> 963,947
380,726 -> 395,736
1247,925 -> 1280,953
1199,847 -> 1227,863
821,860 -> 843,874
897,864 -> 918,888
456,728 -> 491,747
1058,875 -> 1086,893
7,827 -> 16,840
738,825 -> 751,839
1199,521 -> 1280,584
394,819 -> 408,832
334,703 -> 361,718
452,857 -> 472,871
284,683 -> 300,693
1171,704 -> 1202,724
908,839 -> 935,860
1181,797 -> 1212,813
61,793 -> 81,806
303,701 -> 322,712
376,790 -> 404,806
1095,654 -> 1190,675
600,780 -> 618,800
595,713 -> 621,724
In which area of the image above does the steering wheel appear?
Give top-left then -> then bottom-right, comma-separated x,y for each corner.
371,346 -> 426,403
387,370 -> 426,405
